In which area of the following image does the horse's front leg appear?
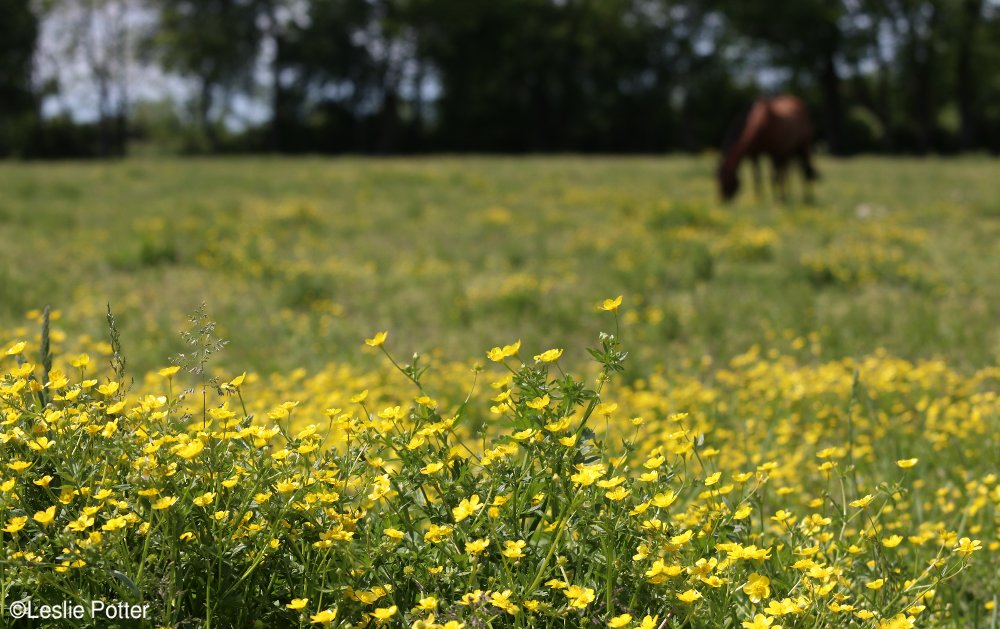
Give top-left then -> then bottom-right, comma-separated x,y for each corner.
798,148 -> 817,204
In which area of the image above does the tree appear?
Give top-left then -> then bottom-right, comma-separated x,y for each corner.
710,0 -> 862,154
0,0 -> 39,156
34,0 -> 137,156
150,0 -> 262,150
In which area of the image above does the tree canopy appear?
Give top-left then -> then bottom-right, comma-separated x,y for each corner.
5,0 -> 1000,157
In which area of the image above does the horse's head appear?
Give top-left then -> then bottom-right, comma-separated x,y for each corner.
717,164 -> 739,202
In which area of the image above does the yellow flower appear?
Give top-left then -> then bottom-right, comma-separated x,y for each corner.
27,436 -> 54,451
487,340 -> 521,362
670,530 -> 694,546
365,331 -> 388,347
276,480 -> 298,493
175,440 -> 205,460
534,348 -> 563,363
370,605 -> 397,621
742,614 -> 781,629
564,585 -> 595,608
954,537 -> 982,557
97,381 -> 120,396
743,573 -> 771,603
676,589 -> 702,603
502,539 -> 527,559
3,516 -> 27,533
599,295 -> 623,312
33,506 -> 56,526
158,365 -> 181,377
193,492 -> 215,507
896,458 -> 918,469
6,341 -> 26,355
643,454 -> 665,469
882,535 -> 903,548
490,590 -> 518,614
67,514 -> 95,531
849,494 -> 874,508
608,613 -> 632,628
651,490 -> 677,509
570,462 -> 607,487
286,598 -> 308,610
223,372 -> 246,390
310,608 -> 337,624
421,462 -> 444,475
423,524 -> 453,543
866,578 -> 886,590
179,532 -> 195,542
417,596 -> 438,611
453,495 -> 483,522
705,471 -> 722,486
772,510 -> 792,524
465,537 -> 490,555
595,402 -> 618,416
526,395 -> 550,410
152,496 -> 178,510
606,486 -> 630,501
637,616 -> 659,629
877,614 -> 915,629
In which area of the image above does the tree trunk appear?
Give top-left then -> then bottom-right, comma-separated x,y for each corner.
199,77 -> 217,152
956,0 -> 982,149
907,2 -> 939,152
266,1 -> 285,153
113,0 -> 128,157
819,52 -> 845,155
270,38 -> 283,152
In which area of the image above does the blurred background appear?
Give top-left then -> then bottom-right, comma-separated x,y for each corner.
3,0 -> 1000,159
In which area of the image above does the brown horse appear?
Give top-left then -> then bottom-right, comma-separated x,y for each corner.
718,95 -> 818,203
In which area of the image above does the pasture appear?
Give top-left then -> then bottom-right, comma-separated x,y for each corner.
1,156 -> 999,628
1,156 -> 999,372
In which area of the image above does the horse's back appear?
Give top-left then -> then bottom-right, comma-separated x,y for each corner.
761,96 -> 813,156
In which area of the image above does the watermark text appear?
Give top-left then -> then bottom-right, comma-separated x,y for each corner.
6,599 -> 149,621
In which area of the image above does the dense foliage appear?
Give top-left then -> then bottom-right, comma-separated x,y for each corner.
6,0 -> 1000,156
1,303 -> 997,627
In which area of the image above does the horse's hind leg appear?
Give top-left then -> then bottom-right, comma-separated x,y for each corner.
752,156 -> 763,201
771,158 -> 789,204
798,147 -> 818,203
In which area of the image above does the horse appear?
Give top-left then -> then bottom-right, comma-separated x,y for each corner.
717,95 -> 818,203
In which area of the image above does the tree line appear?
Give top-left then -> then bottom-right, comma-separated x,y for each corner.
3,0 -> 1000,158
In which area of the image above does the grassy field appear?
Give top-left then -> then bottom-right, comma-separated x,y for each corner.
1,156 -> 999,374
1,156 -> 998,628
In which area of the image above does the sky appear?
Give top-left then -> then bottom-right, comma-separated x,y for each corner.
35,2 -> 271,129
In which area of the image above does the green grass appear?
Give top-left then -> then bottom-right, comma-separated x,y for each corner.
1,156 -> 998,373
1,156 -> 998,628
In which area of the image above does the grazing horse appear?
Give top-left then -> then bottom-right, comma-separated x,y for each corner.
718,95 -> 818,203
